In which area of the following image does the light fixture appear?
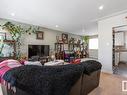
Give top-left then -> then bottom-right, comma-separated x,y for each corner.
11,13 -> 15,16
99,5 -> 104,10
55,25 -> 59,28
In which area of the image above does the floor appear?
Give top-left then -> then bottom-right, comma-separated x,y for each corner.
89,72 -> 127,95
114,62 -> 127,77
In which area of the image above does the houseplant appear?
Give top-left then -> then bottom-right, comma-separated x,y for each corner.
82,36 -> 89,57
1,21 -> 39,59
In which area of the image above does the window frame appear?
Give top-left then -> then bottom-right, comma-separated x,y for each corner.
88,36 -> 98,50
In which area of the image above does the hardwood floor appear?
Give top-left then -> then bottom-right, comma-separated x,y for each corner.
89,72 -> 127,95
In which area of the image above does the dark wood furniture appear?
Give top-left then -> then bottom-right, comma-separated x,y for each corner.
55,43 -> 65,60
55,42 -> 88,60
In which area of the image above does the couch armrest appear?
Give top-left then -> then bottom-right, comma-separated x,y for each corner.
69,76 -> 82,95
82,70 -> 101,95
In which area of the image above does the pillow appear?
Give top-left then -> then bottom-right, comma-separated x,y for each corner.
44,60 -> 64,66
24,61 -> 42,66
71,59 -> 81,64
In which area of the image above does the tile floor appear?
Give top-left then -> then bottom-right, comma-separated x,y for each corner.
115,62 -> 127,77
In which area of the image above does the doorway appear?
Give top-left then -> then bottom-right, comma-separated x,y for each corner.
113,25 -> 127,77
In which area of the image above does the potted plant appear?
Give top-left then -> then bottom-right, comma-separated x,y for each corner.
82,36 -> 89,57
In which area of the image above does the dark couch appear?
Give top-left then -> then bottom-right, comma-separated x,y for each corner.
1,60 -> 102,95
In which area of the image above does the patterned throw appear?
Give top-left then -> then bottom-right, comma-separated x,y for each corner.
0,59 -> 21,81
0,59 -> 21,93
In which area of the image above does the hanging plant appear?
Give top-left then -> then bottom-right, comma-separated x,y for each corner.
0,43 -> 4,57
2,22 -> 39,40
1,21 -> 39,59
83,36 -> 89,44
82,36 -> 89,57
2,22 -> 22,40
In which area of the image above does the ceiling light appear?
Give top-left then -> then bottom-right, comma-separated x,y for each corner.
55,25 -> 59,28
11,13 -> 15,16
99,5 -> 104,10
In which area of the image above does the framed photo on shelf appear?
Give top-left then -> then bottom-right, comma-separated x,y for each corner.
36,31 -> 44,40
62,33 -> 68,44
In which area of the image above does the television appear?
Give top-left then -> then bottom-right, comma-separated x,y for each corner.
28,45 -> 50,58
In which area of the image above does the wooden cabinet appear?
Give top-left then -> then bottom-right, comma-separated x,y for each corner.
54,42 -> 87,60
115,52 -> 119,66
55,43 -> 64,60
115,32 -> 125,46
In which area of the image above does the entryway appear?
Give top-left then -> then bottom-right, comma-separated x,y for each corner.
112,25 -> 127,77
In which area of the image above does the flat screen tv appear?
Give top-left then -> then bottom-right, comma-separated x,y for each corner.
28,45 -> 50,58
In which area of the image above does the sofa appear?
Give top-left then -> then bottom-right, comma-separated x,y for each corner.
1,60 -> 102,95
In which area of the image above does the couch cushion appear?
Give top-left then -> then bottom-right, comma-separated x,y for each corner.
80,60 -> 102,75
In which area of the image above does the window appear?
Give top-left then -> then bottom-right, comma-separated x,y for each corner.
89,38 -> 98,49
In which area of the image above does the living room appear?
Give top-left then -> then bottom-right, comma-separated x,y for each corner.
0,0 -> 127,95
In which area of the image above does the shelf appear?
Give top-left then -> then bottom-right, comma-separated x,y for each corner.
115,49 -> 127,52
0,40 -> 16,43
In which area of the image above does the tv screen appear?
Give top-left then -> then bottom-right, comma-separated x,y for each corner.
28,45 -> 50,58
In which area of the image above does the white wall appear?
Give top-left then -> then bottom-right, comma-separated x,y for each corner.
20,28 -> 81,56
98,13 -> 127,73
0,18 -> 81,57
84,23 -> 98,36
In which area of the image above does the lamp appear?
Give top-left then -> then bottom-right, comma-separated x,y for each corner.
50,50 -> 56,61
51,54 -> 55,61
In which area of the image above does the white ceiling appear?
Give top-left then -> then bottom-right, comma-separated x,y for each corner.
0,0 -> 127,35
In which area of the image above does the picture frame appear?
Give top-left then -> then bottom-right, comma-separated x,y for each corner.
62,33 -> 68,44
69,37 -> 74,44
36,31 -> 44,40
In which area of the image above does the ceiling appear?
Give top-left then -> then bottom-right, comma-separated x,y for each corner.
0,0 -> 127,35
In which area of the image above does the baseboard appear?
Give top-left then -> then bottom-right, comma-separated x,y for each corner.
101,69 -> 113,74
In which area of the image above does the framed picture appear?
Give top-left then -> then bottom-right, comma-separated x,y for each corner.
62,33 -> 68,44
36,31 -> 44,40
69,37 -> 74,44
